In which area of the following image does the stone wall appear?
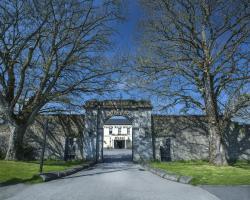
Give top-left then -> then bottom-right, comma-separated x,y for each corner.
152,115 -> 250,162
0,114 -> 85,160
0,122 -> 10,159
1,111 -> 249,162
28,114 -> 85,160
224,122 -> 250,161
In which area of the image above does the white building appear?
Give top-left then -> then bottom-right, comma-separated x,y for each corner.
103,118 -> 132,149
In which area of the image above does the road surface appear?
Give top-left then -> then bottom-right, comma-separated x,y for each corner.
1,149 -> 220,200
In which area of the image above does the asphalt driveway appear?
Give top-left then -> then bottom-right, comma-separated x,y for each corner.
201,185 -> 250,200
0,149 -> 219,200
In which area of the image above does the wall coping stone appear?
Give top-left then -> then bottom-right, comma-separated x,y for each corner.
84,99 -> 153,110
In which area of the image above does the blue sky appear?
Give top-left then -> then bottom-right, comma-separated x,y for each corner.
61,0 -> 249,123
98,1 -> 183,114
45,1 -> 151,114
45,1 -> 249,119
69,1 -> 184,114
112,1 -> 142,53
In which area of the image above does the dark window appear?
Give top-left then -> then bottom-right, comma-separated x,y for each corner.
127,128 -> 130,135
114,140 -> 125,149
118,127 -> 121,135
69,138 -> 74,145
109,127 -> 113,135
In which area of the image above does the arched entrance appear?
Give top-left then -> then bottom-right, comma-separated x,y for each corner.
83,100 -> 153,162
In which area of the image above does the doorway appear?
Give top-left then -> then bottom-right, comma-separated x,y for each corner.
114,140 -> 125,149
102,115 -> 133,162
84,99 -> 154,162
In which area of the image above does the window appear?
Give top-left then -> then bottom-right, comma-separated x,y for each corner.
118,127 -> 121,135
127,128 -> 130,135
109,127 -> 113,135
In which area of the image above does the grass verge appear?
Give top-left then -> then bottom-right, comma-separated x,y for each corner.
150,160 -> 250,185
0,160 -> 86,186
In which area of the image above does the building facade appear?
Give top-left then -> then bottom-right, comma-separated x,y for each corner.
103,118 -> 132,149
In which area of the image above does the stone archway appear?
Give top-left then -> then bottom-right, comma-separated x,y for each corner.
83,100 -> 154,162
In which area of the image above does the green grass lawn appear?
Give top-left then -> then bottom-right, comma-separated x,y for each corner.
0,160 -> 86,186
150,160 -> 250,185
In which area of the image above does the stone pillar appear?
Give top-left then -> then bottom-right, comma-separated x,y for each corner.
83,109 -> 98,161
97,127 -> 104,161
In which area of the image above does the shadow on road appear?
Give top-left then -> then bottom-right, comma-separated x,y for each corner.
62,149 -> 135,180
62,166 -> 136,179
103,149 -> 132,163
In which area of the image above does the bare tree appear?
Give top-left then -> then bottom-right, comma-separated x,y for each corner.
0,0 -> 121,160
136,0 -> 250,165
234,106 -> 250,122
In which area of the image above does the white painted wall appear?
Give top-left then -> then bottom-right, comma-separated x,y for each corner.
103,125 -> 132,148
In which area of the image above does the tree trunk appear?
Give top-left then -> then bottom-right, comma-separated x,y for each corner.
5,124 -> 27,160
203,72 -> 227,165
207,121 -> 227,165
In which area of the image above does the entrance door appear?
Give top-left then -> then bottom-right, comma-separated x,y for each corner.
160,138 -> 171,161
114,140 -> 125,149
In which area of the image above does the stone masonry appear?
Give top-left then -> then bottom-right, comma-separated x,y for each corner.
0,100 -> 249,162
84,100 -> 154,162
152,115 -> 250,161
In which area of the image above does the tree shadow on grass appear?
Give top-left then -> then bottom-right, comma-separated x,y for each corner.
27,160 -> 86,167
0,175 -> 41,187
230,160 -> 250,170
